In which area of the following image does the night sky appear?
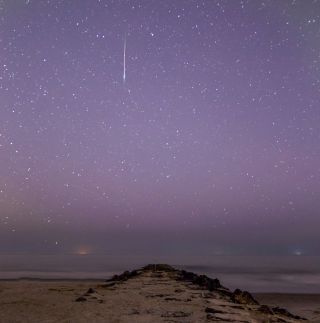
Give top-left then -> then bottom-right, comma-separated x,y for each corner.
1,0 -> 320,258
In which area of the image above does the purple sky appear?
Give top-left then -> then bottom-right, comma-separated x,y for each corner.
0,0 -> 320,257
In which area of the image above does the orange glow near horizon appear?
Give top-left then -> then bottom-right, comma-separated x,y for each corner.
75,246 -> 91,255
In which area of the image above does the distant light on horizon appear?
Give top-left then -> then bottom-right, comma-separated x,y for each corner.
75,246 -> 92,256
293,249 -> 303,256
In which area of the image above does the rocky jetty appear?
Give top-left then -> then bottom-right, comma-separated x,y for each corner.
74,263 -> 306,322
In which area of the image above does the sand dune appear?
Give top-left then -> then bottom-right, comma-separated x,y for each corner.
0,264 -> 316,322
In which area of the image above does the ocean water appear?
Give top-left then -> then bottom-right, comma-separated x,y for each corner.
0,254 -> 319,293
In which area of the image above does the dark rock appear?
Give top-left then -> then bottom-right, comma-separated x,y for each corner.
164,297 -> 181,301
86,288 -> 95,294
232,289 -> 259,305
146,293 -> 171,298
216,288 -> 234,300
193,275 -> 211,287
207,278 -> 222,290
180,270 -> 198,281
106,269 -> 141,282
99,264 -> 303,322
178,270 -> 222,291
229,305 -> 246,310
130,270 -> 140,277
257,304 -> 274,315
151,272 -> 163,278
163,296 -> 191,302
106,274 -> 118,282
272,307 -> 307,320
201,292 -> 216,298
206,314 -> 233,321
100,282 -> 116,288
205,307 -> 225,314
122,271 -> 131,279
142,264 -> 177,272
128,309 -> 140,315
75,296 -> 87,302
161,311 -> 191,318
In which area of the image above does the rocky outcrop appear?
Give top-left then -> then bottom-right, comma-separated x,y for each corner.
272,306 -> 307,321
257,304 -> 274,315
232,288 -> 259,305
178,270 -> 222,291
75,287 -> 104,303
142,264 -> 177,272
75,263 -> 306,322
106,269 -> 141,282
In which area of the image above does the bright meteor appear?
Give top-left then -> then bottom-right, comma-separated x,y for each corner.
123,34 -> 126,84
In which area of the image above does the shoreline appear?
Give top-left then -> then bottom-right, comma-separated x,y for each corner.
1,264 -> 318,322
1,276 -> 320,295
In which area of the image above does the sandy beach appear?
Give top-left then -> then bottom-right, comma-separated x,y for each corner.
0,264 -> 317,323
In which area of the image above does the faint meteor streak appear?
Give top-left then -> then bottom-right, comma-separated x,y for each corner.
123,34 -> 126,84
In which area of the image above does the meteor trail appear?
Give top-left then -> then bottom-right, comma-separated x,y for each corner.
123,34 -> 126,84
